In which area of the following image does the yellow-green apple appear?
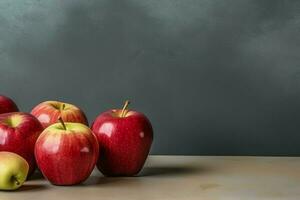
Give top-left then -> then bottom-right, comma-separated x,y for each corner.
0,95 -> 19,114
0,151 -> 29,190
31,101 -> 88,129
35,118 -> 99,185
0,112 -> 43,175
91,100 -> 153,176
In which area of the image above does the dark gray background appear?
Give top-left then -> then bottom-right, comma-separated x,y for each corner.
1,0 -> 300,155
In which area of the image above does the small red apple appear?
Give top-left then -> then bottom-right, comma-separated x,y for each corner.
35,118 -> 99,185
31,101 -> 88,128
91,100 -> 153,176
0,112 -> 43,175
0,95 -> 19,114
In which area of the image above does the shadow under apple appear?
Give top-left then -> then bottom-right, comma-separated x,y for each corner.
5,184 -> 48,192
139,165 -> 211,177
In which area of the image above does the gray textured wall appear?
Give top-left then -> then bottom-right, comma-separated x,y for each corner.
1,0 -> 300,155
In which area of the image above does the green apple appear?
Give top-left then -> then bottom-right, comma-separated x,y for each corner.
0,151 -> 29,190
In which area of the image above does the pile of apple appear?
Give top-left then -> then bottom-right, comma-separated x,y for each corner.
0,95 -> 153,190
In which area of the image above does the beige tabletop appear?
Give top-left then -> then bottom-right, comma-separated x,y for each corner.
0,155 -> 299,200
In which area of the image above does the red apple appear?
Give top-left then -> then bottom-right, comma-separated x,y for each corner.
0,95 -> 19,114
31,101 -> 88,128
0,112 -> 43,175
91,100 -> 153,176
35,118 -> 99,185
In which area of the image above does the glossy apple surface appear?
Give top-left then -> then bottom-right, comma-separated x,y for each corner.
0,151 -> 29,190
0,95 -> 19,114
31,101 -> 88,129
91,106 -> 153,176
35,121 -> 99,185
0,112 -> 43,175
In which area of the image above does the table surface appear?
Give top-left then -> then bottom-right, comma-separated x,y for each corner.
1,156 -> 299,200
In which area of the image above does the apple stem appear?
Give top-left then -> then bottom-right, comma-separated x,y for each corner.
61,103 -> 65,111
58,117 -> 67,130
12,176 -> 20,185
120,100 -> 130,117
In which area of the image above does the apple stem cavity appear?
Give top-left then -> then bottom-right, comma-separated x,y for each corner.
120,100 -> 130,117
58,117 -> 67,130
